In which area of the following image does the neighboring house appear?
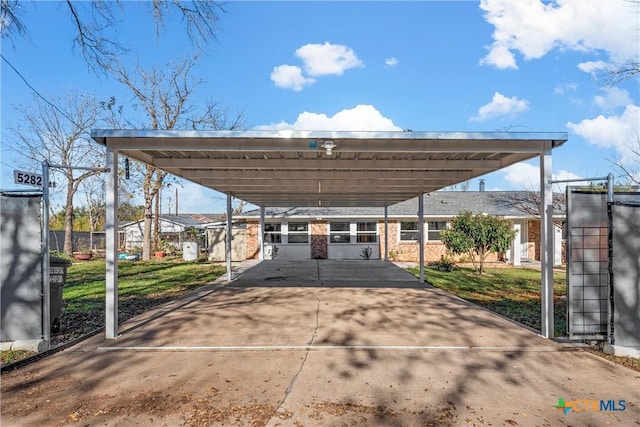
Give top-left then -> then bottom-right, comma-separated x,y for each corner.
235,191 -> 566,266
120,214 -> 223,252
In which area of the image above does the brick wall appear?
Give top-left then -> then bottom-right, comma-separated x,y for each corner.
379,220 -> 500,263
246,219 -> 508,263
311,221 -> 328,259
246,222 -> 259,259
527,220 -> 540,260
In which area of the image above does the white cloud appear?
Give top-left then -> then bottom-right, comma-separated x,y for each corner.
479,0 -> 639,69
469,92 -> 529,122
271,42 -> 362,91
385,57 -> 399,68
502,162 -> 582,191
295,42 -> 363,76
593,87 -> 633,110
270,65 -> 316,91
479,44 -> 518,69
254,104 -> 402,131
502,163 -> 540,189
553,82 -> 578,95
567,104 -> 640,165
577,60 -> 608,74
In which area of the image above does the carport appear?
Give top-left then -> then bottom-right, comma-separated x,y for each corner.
91,130 -> 567,340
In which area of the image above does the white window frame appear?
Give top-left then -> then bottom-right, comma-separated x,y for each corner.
285,221 -> 309,244
399,220 -> 420,242
329,221 -> 352,244
264,222 -> 282,244
426,220 -> 448,242
356,221 -> 378,243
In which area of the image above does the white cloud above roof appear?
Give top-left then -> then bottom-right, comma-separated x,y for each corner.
479,44 -> 517,69
270,65 -> 317,91
254,104 -> 402,131
479,0 -> 639,69
295,42 -> 363,76
385,57 -> 399,68
577,60 -> 608,75
271,42 -> 363,90
553,82 -> 578,96
469,92 -> 529,122
502,162 -> 582,191
567,104 -> 640,164
594,87 -> 633,110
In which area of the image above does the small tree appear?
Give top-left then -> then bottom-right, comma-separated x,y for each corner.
440,211 -> 516,275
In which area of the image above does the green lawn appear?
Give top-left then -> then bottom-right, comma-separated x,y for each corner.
1,258 -> 225,365
407,266 -> 567,337
64,258 -> 226,315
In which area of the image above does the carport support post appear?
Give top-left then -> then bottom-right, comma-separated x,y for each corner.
105,145 -> 119,339
418,193 -> 425,283
384,206 -> 389,261
540,146 -> 554,338
259,206 -> 265,260
226,193 -> 232,281
510,223 -> 521,267
606,172 -> 614,345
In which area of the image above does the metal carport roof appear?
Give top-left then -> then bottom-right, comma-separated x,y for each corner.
91,130 -> 567,208
91,129 -> 567,342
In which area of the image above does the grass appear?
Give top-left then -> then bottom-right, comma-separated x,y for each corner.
407,265 -> 567,336
0,350 -> 35,365
64,258 -> 226,316
408,265 -> 640,372
1,258 -> 226,367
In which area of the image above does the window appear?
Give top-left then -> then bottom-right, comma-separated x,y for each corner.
264,223 -> 281,243
400,221 -> 419,242
330,222 -> 351,244
357,221 -> 378,243
427,221 -> 447,241
287,222 -> 309,244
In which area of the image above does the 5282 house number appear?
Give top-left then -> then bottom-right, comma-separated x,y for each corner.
13,170 -> 44,188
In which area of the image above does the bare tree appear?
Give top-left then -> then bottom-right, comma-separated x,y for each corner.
598,58 -> 640,87
1,1 -> 224,74
494,191 -> 567,230
111,55 -> 243,259
445,181 -> 470,191
0,0 -> 26,45
611,135 -> 640,186
80,175 -> 107,251
9,91 -> 105,255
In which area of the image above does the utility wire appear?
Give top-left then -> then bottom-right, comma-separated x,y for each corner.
1,53 -> 84,130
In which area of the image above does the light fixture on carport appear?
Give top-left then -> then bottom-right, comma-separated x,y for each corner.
323,140 -> 335,156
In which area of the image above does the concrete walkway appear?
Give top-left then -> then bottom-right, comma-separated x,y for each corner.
2,260 -> 638,426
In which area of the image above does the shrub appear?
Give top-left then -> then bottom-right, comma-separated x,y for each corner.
440,211 -> 515,275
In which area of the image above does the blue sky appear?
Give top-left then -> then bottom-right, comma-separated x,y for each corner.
1,1 -> 638,213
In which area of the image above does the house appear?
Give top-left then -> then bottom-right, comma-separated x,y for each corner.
235,191 -> 566,266
120,214 -> 223,252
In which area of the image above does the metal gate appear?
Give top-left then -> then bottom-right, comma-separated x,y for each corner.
566,190 -> 609,339
611,201 -> 640,348
566,188 -> 640,345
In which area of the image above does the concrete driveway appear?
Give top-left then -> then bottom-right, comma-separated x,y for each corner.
2,260 -> 638,426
